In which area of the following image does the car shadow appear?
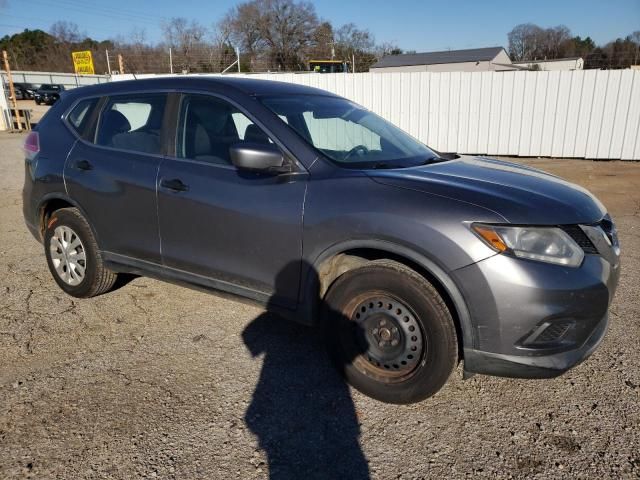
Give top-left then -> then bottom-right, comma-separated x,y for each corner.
242,260 -> 370,479
111,272 -> 138,292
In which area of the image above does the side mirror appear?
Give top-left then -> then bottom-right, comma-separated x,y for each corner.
230,142 -> 289,173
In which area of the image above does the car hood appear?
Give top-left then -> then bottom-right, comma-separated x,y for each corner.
367,155 -> 606,225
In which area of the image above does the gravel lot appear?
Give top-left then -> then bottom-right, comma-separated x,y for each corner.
14,100 -> 49,126
0,131 -> 638,479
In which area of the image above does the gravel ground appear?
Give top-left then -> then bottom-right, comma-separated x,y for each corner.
0,131 -> 638,479
14,100 -> 49,126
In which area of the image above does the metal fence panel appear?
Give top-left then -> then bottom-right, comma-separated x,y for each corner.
1,71 -> 109,90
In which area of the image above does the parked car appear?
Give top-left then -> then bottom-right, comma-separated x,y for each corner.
34,83 -> 65,105
4,82 -> 38,101
15,82 -> 38,100
22,77 -> 620,404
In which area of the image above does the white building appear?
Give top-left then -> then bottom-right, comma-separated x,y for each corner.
511,57 -> 584,71
370,47 -> 514,73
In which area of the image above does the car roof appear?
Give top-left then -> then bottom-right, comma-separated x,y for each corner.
65,75 -> 339,99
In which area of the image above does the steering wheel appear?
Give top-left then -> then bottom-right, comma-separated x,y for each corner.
344,144 -> 370,161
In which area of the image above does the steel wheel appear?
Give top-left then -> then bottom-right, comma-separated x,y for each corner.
49,225 -> 86,286
324,259 -> 458,404
344,293 -> 425,383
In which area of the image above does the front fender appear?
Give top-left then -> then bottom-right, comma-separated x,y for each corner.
299,237 -> 477,350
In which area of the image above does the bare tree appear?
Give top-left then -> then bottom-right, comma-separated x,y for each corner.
258,0 -> 319,70
223,0 -> 319,71
376,42 -> 402,58
161,17 -> 207,72
335,23 -> 375,71
50,21 -> 83,44
541,25 -> 571,59
223,1 -> 266,69
309,21 -> 334,59
508,23 -> 544,61
632,31 -> 640,65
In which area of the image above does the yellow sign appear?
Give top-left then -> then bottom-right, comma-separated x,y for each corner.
72,50 -> 95,75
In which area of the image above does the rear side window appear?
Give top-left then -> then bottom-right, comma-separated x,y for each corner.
177,94 -> 274,165
67,98 -> 99,138
96,93 -> 167,154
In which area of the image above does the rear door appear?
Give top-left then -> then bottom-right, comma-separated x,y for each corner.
65,92 -> 170,263
156,93 -> 307,306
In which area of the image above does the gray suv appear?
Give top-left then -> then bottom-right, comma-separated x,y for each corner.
22,77 -> 620,404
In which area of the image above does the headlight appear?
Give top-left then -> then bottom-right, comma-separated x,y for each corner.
472,224 -> 584,267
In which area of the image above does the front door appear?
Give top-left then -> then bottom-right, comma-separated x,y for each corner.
157,93 -> 307,307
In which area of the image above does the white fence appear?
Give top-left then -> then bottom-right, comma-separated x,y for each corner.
230,70 -> 640,160
1,71 -> 110,90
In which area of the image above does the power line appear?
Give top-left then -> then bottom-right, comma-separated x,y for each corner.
26,0 -> 163,26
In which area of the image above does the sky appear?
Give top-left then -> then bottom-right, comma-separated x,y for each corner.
1,0 -> 638,51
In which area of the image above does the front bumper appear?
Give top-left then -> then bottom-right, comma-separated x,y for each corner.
463,313 -> 608,378
453,248 -> 620,378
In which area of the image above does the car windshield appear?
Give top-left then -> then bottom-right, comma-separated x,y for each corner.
260,95 -> 439,169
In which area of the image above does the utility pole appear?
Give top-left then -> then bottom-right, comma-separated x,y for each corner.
169,48 -> 173,74
237,47 -> 241,73
2,50 -> 21,132
118,54 -> 125,74
105,49 -> 112,75
327,41 -> 336,60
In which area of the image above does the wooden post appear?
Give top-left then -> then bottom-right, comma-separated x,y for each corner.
118,54 -> 125,74
2,50 -> 22,132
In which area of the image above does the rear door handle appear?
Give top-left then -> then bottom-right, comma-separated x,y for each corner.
75,160 -> 93,171
160,178 -> 189,192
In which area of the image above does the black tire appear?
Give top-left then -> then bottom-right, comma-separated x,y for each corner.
44,207 -> 118,298
324,260 -> 458,404
35,99 -> 41,105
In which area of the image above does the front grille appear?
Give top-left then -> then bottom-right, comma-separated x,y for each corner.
560,225 -> 598,254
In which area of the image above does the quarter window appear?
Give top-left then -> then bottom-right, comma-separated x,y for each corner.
67,98 -> 99,138
177,94 -> 274,165
96,93 -> 167,154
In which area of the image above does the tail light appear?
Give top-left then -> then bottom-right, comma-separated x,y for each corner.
23,131 -> 39,161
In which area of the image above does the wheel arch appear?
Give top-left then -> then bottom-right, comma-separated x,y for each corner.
37,194 -> 100,246
301,239 -> 475,353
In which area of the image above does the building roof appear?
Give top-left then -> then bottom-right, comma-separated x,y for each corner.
371,47 -> 507,69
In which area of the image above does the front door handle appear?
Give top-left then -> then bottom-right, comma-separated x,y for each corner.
75,160 -> 93,171
160,178 -> 189,192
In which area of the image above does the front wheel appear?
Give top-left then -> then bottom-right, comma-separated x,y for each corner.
324,260 -> 458,404
44,207 -> 118,298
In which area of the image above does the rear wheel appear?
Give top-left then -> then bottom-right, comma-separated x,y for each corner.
44,207 -> 118,298
324,260 -> 458,404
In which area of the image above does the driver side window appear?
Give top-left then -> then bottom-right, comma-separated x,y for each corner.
177,94 -> 274,165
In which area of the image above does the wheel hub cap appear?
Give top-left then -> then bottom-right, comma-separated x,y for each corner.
49,226 -> 86,286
